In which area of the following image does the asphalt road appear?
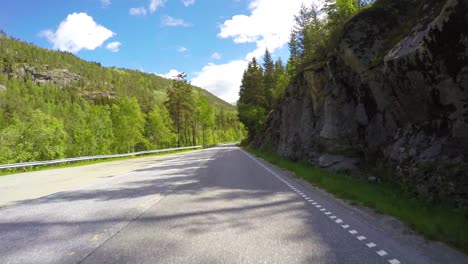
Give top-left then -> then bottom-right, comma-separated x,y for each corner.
0,145 -> 466,264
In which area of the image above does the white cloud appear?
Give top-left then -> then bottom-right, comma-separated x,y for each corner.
218,0 -> 316,59
39,13 -> 115,53
129,7 -> 147,16
149,0 -> 167,13
191,60 -> 247,103
101,0 -> 111,7
177,46 -> 188,52
162,15 -> 191,27
190,0 -> 319,103
157,69 -> 183,79
106,41 -> 121,52
211,52 -> 222,60
181,0 -> 195,7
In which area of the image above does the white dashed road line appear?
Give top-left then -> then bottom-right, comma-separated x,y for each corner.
366,242 -> 377,248
241,150 -> 402,264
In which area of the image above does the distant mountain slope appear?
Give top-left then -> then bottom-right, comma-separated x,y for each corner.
0,34 -> 234,111
0,34 -> 245,163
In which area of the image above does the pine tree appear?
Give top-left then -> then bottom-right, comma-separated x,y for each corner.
302,3 -> 327,61
272,58 -> 289,105
238,57 -> 268,139
239,58 -> 266,107
263,49 -> 276,109
197,96 -> 215,146
293,4 -> 315,56
165,73 -> 196,147
287,32 -> 300,78
325,0 -> 359,28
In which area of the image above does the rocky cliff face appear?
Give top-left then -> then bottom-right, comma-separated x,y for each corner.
254,0 -> 468,208
10,64 -> 81,87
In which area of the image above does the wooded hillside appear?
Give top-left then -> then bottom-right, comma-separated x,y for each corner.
0,34 -> 246,163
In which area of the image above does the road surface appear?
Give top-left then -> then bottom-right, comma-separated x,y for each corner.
0,145 -> 466,263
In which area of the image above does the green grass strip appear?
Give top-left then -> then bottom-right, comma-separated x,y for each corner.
245,147 -> 468,254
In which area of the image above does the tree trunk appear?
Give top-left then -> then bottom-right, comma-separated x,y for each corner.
184,117 -> 189,146
202,123 -> 205,147
192,119 -> 197,146
177,111 -> 180,147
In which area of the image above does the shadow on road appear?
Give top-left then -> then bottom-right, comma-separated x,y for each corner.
0,145 -> 338,263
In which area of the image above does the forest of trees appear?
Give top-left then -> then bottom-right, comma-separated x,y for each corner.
0,34 -> 246,164
238,0 -> 375,140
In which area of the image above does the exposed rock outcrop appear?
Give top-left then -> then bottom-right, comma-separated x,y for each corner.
8,64 -> 117,101
11,64 -> 81,87
254,0 -> 468,208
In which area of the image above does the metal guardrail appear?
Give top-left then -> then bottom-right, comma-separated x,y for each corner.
0,146 -> 203,170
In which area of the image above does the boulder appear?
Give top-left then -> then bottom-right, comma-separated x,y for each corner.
319,154 -> 359,173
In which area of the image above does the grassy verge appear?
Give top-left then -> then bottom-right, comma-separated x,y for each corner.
0,148 -> 201,177
245,147 -> 468,254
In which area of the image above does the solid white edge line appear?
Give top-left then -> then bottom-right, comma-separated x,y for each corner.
241,149 -> 400,264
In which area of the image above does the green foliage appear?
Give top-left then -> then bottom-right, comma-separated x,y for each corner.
165,73 -> 197,147
272,58 -> 289,105
111,97 -> 147,153
238,0 -> 380,144
287,32 -> 300,79
238,54 -> 290,140
197,96 -> 215,146
325,0 -> 359,27
262,49 -> 276,109
87,105 -> 114,155
237,103 -> 266,138
146,106 -> 177,149
238,58 -> 266,139
0,110 -> 67,163
239,58 -> 266,107
0,35 -> 246,163
287,0 -> 376,73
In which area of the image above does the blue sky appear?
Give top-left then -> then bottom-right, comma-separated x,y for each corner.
0,0 -> 314,102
